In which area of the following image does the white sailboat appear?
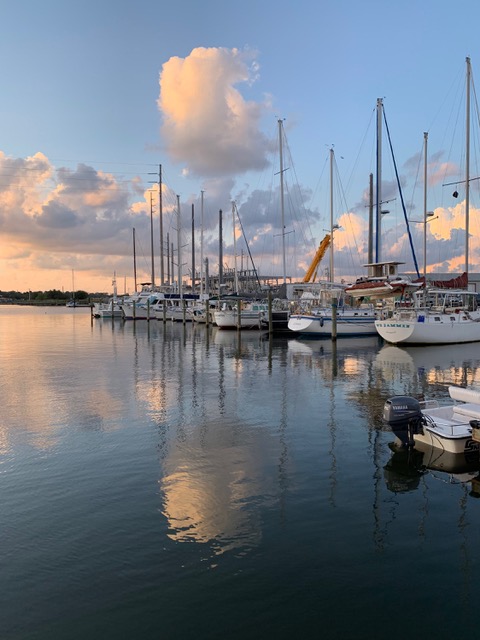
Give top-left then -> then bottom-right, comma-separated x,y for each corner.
375,57 -> 480,345
287,147 -> 377,337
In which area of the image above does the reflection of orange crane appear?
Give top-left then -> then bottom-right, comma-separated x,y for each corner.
302,234 -> 331,283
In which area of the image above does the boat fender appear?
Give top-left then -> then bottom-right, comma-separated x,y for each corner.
320,317 -> 323,327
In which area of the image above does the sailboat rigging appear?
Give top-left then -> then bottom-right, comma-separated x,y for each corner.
375,56 -> 480,345
345,98 -> 422,301
287,147 -> 377,337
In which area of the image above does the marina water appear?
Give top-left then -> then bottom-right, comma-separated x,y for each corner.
2,306 -> 480,639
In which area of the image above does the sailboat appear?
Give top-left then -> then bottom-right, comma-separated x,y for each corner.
258,119 -> 293,332
375,57 -> 480,345
287,147 -> 377,337
344,98 -> 422,302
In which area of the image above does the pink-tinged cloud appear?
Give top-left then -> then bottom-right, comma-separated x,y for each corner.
158,47 -> 273,177
428,160 -> 459,186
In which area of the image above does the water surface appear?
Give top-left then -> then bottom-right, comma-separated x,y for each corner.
1,306 -> 480,639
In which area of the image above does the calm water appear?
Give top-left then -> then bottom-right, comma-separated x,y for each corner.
2,306 -> 480,639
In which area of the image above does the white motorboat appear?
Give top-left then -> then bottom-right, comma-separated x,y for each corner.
214,300 -> 268,329
375,288 -> 480,344
152,294 -> 201,322
384,385 -> 480,456
120,285 -> 159,320
93,300 -> 124,319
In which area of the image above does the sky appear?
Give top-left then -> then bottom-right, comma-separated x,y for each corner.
2,0 -> 480,294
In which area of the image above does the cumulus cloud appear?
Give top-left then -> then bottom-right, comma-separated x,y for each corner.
0,152 -> 167,291
158,47 -> 273,177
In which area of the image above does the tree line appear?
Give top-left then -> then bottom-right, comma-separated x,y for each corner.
0,289 -> 100,303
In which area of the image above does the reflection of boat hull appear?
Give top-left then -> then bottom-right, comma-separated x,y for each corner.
288,335 -> 381,355
413,438 -> 480,473
384,440 -> 480,493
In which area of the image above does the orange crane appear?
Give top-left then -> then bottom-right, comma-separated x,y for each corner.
302,234 -> 331,283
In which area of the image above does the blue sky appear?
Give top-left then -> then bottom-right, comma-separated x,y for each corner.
1,0 -> 480,292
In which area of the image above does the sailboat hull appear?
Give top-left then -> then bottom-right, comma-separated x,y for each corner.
288,312 -> 377,336
375,312 -> 480,344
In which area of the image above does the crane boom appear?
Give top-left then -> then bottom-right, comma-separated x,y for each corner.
302,234 -> 331,283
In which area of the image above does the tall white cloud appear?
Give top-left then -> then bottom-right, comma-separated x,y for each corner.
158,47 -> 273,177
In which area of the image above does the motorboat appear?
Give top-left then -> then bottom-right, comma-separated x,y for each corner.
93,300 -> 124,319
214,299 -> 268,330
383,385 -> 480,456
152,294 -> 201,322
119,285 -> 160,320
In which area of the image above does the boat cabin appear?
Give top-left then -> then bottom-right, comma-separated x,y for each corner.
359,261 -> 405,281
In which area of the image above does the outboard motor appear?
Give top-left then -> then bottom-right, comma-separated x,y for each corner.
383,396 -> 424,447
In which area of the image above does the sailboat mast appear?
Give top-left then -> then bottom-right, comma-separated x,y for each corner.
191,203 -> 195,291
232,201 -> 239,294
158,164 -> 164,286
150,191 -> 155,287
368,173 -> 374,263
375,98 -> 383,263
278,119 -> 287,285
133,227 -> 137,292
218,209 -> 223,291
177,195 -> 182,296
423,131 -> 428,280
329,147 -> 334,282
200,190 -> 204,295
466,56 -> 471,280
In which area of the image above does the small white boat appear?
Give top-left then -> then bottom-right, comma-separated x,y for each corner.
93,300 -> 124,319
214,300 -> 268,329
120,285 -> 159,320
384,386 -> 480,456
152,294 -> 200,322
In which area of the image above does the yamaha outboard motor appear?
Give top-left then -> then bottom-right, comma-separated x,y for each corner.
383,396 -> 424,447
